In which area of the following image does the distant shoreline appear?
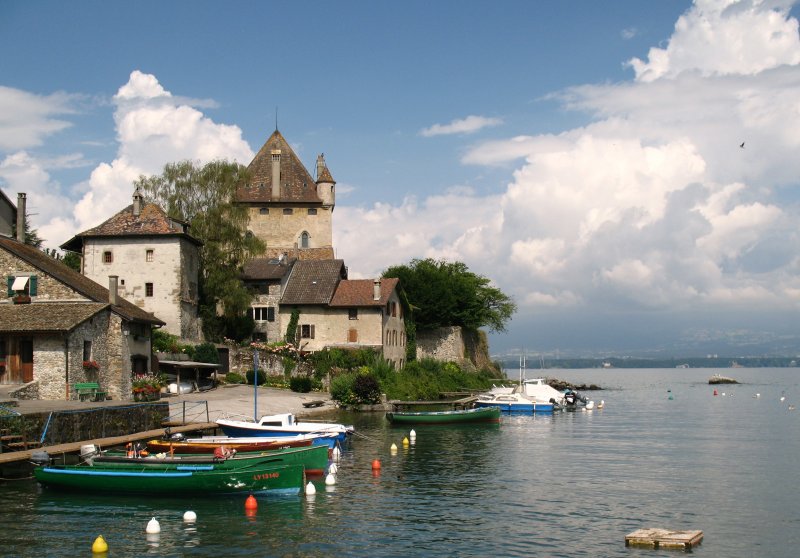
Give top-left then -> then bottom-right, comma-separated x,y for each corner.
495,356 -> 798,369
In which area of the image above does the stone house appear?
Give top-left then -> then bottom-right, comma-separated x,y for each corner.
0,235 -> 164,400
61,188 -> 203,342
246,260 -> 406,369
237,129 -> 336,261
0,189 -> 16,238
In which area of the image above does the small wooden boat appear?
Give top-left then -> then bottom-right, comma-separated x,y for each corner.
93,445 -> 330,476
385,406 -> 501,425
145,434 -> 316,455
33,462 -> 305,495
217,413 -> 354,445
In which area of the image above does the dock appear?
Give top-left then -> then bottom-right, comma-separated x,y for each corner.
0,422 -> 216,465
625,528 -> 704,550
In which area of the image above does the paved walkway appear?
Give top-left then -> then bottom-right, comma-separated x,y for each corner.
0,384 -> 334,421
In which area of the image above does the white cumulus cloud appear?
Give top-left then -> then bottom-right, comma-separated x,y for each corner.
0,86 -> 77,150
420,115 -> 503,137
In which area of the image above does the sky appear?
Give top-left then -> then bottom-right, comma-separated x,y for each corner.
2,0 -> 800,357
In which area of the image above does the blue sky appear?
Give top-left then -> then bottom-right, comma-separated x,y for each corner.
2,0 -> 800,357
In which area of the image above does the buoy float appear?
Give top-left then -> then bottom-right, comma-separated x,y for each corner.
145,517 -> 160,534
409,429 -> 416,438
371,459 -> 381,471
325,473 -> 336,485
244,494 -> 258,511
402,437 -> 409,447
183,510 -> 197,522
328,463 -> 338,475
305,481 -> 316,495
598,400 -> 604,409
713,389 -> 718,396
91,535 -> 108,554
585,401 -> 594,410
332,446 -> 341,461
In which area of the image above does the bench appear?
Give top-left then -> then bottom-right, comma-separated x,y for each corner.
74,382 -> 107,402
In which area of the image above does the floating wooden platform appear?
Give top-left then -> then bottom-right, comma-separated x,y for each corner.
625,528 -> 703,550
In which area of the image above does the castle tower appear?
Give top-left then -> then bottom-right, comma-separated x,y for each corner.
237,130 -> 335,260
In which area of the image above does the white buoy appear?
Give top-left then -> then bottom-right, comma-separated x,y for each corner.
305,481 -> 316,495
409,429 -> 416,439
780,396 -> 786,402
755,393 -> 761,398
585,401 -> 595,410
328,463 -> 338,475
146,517 -> 160,534
325,473 -> 336,486
390,443 -> 398,451
597,400 -> 604,409
183,511 -> 197,523
332,446 -> 341,461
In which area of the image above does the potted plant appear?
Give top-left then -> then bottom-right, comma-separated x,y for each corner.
132,373 -> 164,401
82,360 -> 100,372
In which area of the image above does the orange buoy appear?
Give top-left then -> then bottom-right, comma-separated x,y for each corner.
713,389 -> 718,396
244,494 -> 258,511
371,459 -> 381,471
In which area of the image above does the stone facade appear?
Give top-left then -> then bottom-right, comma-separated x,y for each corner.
247,206 -> 333,254
416,326 -> 497,372
81,236 -> 201,340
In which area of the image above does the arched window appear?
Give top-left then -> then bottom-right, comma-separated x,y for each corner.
300,231 -> 310,248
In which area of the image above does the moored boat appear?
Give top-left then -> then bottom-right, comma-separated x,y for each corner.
216,413 -> 353,445
385,406 -> 501,424
92,444 -> 330,476
474,378 -> 588,413
33,462 -> 305,495
145,433 -> 317,455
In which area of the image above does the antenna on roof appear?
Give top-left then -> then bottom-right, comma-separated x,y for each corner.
275,107 -> 278,131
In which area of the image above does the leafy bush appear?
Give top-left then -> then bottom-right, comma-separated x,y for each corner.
224,372 -> 245,384
193,342 -> 219,364
352,372 -> 381,404
330,372 -> 356,406
152,330 -> 179,353
245,369 -> 267,385
289,376 -> 313,393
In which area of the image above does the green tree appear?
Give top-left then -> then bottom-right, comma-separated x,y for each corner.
383,258 -> 516,333
135,160 -> 265,340
12,213 -> 43,248
62,251 -> 81,272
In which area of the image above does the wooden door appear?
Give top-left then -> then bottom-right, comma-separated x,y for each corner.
20,339 -> 33,383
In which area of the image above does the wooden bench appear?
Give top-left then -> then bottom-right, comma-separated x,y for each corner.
74,382 -> 107,402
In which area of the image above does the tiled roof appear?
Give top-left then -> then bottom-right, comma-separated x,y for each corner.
316,165 -> 335,184
242,258 -> 292,281
281,259 -> 346,305
237,130 -> 323,204
0,302 -> 108,332
60,202 -> 201,252
0,236 -> 164,325
262,247 -> 335,262
329,278 -> 400,307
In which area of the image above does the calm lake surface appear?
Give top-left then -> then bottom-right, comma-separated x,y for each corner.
1,367 -> 799,557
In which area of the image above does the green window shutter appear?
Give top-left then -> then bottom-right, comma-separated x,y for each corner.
6,277 -> 12,297
29,276 -> 37,296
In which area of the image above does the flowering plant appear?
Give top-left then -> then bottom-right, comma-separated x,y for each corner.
82,360 -> 100,371
132,373 -> 165,394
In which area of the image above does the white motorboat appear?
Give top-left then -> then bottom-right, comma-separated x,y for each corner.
216,412 -> 354,443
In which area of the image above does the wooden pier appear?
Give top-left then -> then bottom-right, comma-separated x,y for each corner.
0,422 -> 216,465
625,528 -> 703,550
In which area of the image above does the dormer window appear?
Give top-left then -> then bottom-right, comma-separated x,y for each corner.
6,274 -> 37,298
103,251 -> 113,263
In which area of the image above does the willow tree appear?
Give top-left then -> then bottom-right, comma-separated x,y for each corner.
135,160 -> 265,340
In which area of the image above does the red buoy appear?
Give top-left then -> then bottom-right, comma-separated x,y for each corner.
713,389 -> 718,396
371,459 -> 381,471
244,494 -> 258,511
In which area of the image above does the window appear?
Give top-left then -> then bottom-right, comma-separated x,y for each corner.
348,328 -> 358,343
300,324 -> 315,339
392,302 -> 397,317
300,232 -> 310,248
103,251 -> 113,263
259,207 -> 268,215
308,208 -> 317,215
6,275 -> 37,297
145,283 -> 154,297
250,307 -> 275,322
348,308 -> 358,320
283,208 -> 293,215
83,340 -> 92,361
146,249 -> 153,262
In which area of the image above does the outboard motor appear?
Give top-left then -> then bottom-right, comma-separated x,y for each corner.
564,390 -> 578,408
31,451 -> 50,467
169,432 -> 186,442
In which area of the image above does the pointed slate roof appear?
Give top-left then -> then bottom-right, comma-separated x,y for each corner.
329,278 -> 400,307
280,259 -> 347,305
238,130 -> 323,204
0,236 -> 164,325
316,164 -> 335,184
61,202 -> 201,253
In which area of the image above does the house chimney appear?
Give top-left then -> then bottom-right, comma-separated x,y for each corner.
108,275 -> 118,305
316,154 -> 325,179
373,278 -> 381,301
132,187 -> 142,217
271,150 -> 281,200
16,193 -> 26,243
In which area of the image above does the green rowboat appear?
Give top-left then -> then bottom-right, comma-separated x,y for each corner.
385,406 -> 501,425
33,462 -> 305,495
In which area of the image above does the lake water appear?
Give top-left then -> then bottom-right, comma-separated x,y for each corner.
1,367 -> 798,557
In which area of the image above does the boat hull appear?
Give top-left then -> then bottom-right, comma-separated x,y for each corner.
385,406 -> 501,424
474,400 -> 557,413
216,418 -> 350,446
146,436 -> 313,455
34,463 -> 305,495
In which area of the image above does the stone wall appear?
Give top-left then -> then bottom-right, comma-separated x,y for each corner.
416,326 -> 497,372
0,248 -> 85,301
226,344 -> 312,378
